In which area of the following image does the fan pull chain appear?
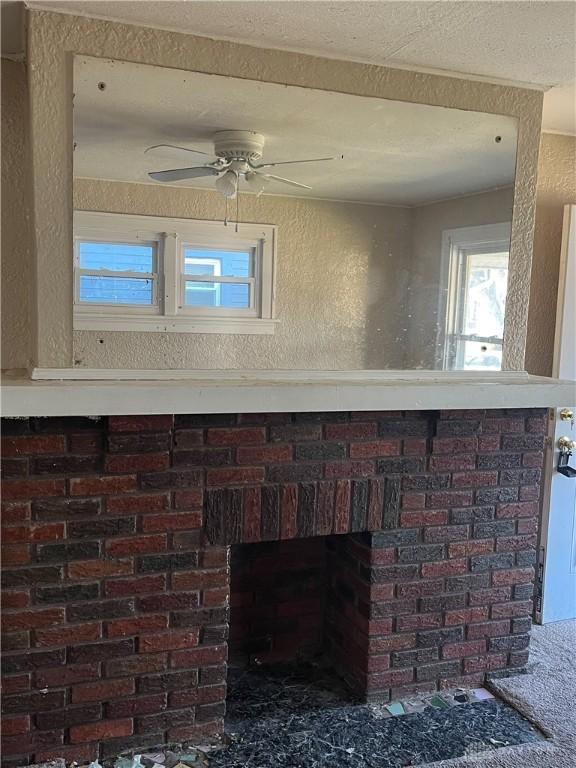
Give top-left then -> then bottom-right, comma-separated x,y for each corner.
224,196 -> 229,227
235,185 -> 240,233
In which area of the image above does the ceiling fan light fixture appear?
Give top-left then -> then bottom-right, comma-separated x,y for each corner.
214,169 -> 238,199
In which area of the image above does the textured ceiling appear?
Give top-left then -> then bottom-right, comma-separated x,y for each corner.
74,56 -> 518,205
30,0 -> 576,88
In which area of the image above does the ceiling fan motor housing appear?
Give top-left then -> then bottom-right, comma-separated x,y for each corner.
213,130 -> 265,162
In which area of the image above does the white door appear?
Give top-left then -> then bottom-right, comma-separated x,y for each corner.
536,205 -> 576,624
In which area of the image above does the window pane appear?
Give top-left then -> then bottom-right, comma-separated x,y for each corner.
79,276 -> 153,305
458,340 -> 503,371
462,252 -> 508,338
79,242 -> 154,273
183,248 -> 252,278
184,281 -> 250,309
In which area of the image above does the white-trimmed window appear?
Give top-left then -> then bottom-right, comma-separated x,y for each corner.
439,223 -> 511,371
73,211 -> 277,334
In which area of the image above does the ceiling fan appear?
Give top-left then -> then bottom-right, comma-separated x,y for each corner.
145,130 -> 336,198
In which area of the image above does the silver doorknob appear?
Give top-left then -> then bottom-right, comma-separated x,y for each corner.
558,436 -> 576,453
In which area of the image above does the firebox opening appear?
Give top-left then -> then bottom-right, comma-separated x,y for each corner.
229,536 -> 357,700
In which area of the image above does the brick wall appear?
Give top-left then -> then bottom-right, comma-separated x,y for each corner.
0,409 -> 546,765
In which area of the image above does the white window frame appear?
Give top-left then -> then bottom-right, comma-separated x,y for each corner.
437,222 -> 511,370
73,211 -> 277,334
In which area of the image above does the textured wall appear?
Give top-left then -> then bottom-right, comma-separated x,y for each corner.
408,187 -> 515,368
1,60 -> 35,371
73,179 -> 412,370
526,133 -> 576,376
21,8 -> 541,369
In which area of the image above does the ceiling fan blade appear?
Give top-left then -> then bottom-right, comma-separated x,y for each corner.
263,173 -> 312,190
254,157 -> 335,169
144,143 -> 210,156
148,166 -> 221,182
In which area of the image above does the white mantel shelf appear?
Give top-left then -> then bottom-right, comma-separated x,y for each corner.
1,370 -> 575,418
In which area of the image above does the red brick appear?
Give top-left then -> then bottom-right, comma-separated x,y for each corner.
207,467 -> 264,485
242,486 -> 261,542
365,634 -> 416,653
2,523 -> 65,543
432,437 -> 477,454
2,715 -> 30,735
168,720 -> 223,742
496,535 -> 537,552
68,559 -> 133,580
2,478 -> 66,500
203,548 -> 229,568
492,567 -> 534,586
421,559 -> 468,578
139,630 -> 199,653
403,438 -> 427,456
280,484 -> 298,539
334,479 -> 351,533
70,718 -> 133,743
517,518 -> 539,534
105,453 -> 170,473
478,435 -> 501,452
325,423 -> 377,440
396,614 -> 443,631
106,615 -> 168,638
523,452 -> 544,467
444,607 -> 489,625
527,416 -> 547,434
467,620 -> 510,639
427,491 -> 473,508
2,608 -> 65,632
170,644 -> 227,668
520,485 -> 540,501
69,433 -> 103,453
172,568 -> 228,591
350,440 -> 400,458
72,678 -> 135,704
1,590 -> 30,609
174,488 -> 203,508
463,654 -> 507,673
497,501 -> 538,518
106,534 -> 168,556
107,493 -> 170,515
35,623 -> 101,646
366,654 -> 391,672
107,693 -> 168,718
442,639 -> 486,658
105,574 -> 166,597
483,418 -> 524,434
469,587 -> 512,605
365,668 -> 414,689
452,471 -> 498,488
36,744 -> 99,764
401,510 -> 448,527
170,684 -> 226,708
396,580 -> 444,598
1,674 -> 31,694
34,664 -> 100,688
429,455 -> 476,472
1,544 -> 31,565
70,475 -> 137,496
1,501 -> 31,524
491,600 -> 533,619
2,435 -> 66,457
449,540 -> 494,558
203,587 -> 230,606
109,415 -> 173,432
237,444 -> 293,464
142,512 -> 202,532
401,492 -> 425,510
207,427 -> 266,446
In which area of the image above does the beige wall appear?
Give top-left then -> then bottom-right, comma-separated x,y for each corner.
73,179 -> 411,369
408,187 -> 515,368
1,60 -> 35,370
1,9 -> 543,371
526,133 -> 576,376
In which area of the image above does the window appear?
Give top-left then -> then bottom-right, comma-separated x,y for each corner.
440,223 -> 511,371
73,212 -> 277,334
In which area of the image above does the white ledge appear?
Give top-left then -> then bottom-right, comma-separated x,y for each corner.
1,370 -> 574,417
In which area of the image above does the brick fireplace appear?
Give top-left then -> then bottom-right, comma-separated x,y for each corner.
0,408 -> 545,765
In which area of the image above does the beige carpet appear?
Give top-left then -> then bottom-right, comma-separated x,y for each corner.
424,620 -> 576,767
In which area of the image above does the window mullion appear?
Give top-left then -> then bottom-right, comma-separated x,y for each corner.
163,232 -> 179,316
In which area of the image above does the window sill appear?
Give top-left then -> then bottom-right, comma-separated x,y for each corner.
73,314 -> 278,335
